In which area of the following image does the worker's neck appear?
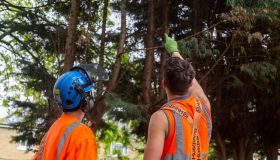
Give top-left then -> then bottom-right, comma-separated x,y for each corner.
167,94 -> 185,101
166,90 -> 188,101
65,109 -> 85,122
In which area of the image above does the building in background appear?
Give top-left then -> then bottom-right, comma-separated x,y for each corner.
0,123 -> 34,160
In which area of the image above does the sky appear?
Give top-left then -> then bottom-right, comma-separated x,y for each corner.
0,107 -> 8,118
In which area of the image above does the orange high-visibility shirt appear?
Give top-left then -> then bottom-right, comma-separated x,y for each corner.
34,114 -> 97,160
161,95 -> 212,160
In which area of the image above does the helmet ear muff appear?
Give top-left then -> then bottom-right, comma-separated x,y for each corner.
83,94 -> 94,111
74,82 -> 94,112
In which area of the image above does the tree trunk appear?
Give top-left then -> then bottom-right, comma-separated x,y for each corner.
158,0 -> 169,100
46,78 -> 61,126
97,0 -> 109,95
91,0 -> 126,132
245,139 -> 254,160
214,77 -> 227,160
191,0 -> 201,66
192,0 -> 201,34
231,137 -> 253,160
91,96 -> 106,132
107,0 -> 126,91
214,131 -> 227,160
266,145 -> 278,160
142,0 -> 155,108
63,0 -> 80,73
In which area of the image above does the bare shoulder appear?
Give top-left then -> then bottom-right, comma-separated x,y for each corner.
144,110 -> 167,159
150,110 -> 167,124
149,110 -> 168,134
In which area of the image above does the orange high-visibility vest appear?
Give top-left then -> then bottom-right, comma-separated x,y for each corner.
160,95 -> 212,160
34,114 -> 97,160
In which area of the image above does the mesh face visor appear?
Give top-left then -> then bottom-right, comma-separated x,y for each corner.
71,63 -> 109,83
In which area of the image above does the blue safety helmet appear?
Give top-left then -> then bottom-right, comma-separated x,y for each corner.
53,71 -> 94,110
53,64 -> 108,111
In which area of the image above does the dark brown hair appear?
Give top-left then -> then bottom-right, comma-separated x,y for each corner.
164,57 -> 195,95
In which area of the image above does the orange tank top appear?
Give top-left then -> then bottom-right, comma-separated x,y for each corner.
160,95 -> 212,160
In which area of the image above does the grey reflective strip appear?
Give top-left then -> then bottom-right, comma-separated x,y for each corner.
39,135 -> 47,160
164,153 -> 207,160
164,154 -> 190,160
173,112 -> 185,159
202,105 -> 212,143
55,122 -> 80,160
162,112 -> 190,160
202,153 -> 208,159
162,110 -> 170,139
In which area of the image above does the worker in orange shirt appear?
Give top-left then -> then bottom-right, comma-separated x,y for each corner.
34,64 -> 108,160
144,34 -> 212,160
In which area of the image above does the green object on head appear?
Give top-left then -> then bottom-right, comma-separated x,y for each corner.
164,33 -> 179,53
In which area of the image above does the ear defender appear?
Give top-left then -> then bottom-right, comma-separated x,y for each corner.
81,90 -> 94,112
86,97 -> 94,111
74,82 -> 94,112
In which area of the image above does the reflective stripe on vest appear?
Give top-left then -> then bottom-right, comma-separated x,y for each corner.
38,121 -> 80,160
161,97 -> 205,160
164,113 -> 189,160
39,135 -> 47,160
201,104 -> 212,143
164,153 -> 208,160
191,98 -> 202,160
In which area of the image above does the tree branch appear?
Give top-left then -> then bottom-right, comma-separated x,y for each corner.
199,37 -> 234,83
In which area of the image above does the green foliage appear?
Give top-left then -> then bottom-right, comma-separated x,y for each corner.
208,142 -> 217,159
96,120 -> 130,158
0,0 -> 105,147
227,0 -> 280,9
106,94 -> 144,122
224,0 -> 280,29
178,37 -> 219,60
0,0 -> 280,159
121,52 -> 129,65
105,93 -> 147,139
228,75 -> 244,88
241,62 -> 277,83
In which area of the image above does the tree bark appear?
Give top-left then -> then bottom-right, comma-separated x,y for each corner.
245,138 -> 253,160
91,0 -> 126,132
266,145 -> 278,160
63,0 -> 80,73
191,0 -> 201,66
158,0 -> 169,100
46,78 -> 61,126
214,73 -> 227,160
107,0 -> 126,91
214,131 -> 227,160
192,0 -> 201,34
231,137 -> 253,160
142,0 -> 155,107
97,0 -> 109,95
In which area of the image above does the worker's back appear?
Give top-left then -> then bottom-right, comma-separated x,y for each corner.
34,114 -> 97,160
161,96 -> 212,160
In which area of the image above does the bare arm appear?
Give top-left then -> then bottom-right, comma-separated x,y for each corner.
171,52 -> 211,109
144,111 -> 167,160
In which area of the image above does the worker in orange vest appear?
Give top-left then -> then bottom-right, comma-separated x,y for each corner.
34,64 -> 108,160
144,34 -> 212,160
